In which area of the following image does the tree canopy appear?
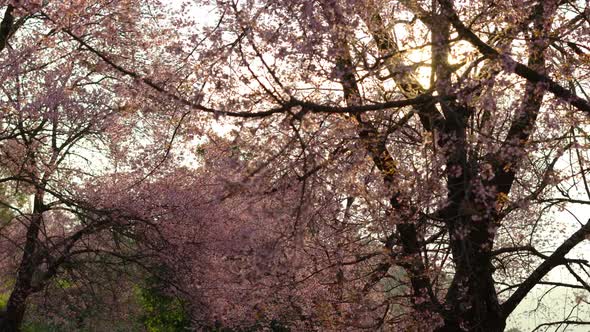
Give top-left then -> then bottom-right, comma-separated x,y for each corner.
1,0 -> 590,331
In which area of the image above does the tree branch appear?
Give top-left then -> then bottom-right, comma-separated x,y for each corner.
437,0 -> 590,115
0,5 -> 14,52
501,220 -> 590,317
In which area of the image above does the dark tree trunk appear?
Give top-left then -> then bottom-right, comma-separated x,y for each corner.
0,192 -> 46,332
437,223 -> 506,331
0,291 -> 28,332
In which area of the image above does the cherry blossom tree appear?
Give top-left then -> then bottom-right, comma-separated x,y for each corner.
0,1 -> 188,330
2,0 -> 590,331
131,0 -> 590,331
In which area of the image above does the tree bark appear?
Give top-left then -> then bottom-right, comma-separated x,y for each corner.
437,216 -> 505,331
0,191 -> 45,332
0,292 -> 27,332
0,5 -> 14,53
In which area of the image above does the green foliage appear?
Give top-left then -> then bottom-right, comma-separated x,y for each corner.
137,281 -> 191,332
267,321 -> 290,332
208,319 -> 290,332
0,289 -> 8,311
21,321 -> 68,332
0,278 -> 14,311
54,278 -> 73,289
